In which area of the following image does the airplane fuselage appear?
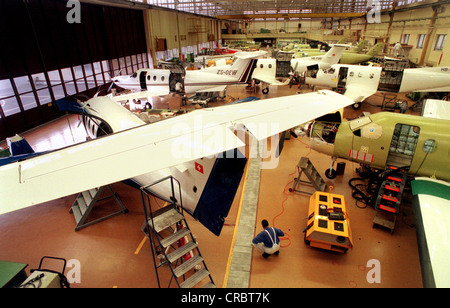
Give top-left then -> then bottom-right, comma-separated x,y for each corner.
310,112 -> 450,181
113,53 -> 259,96
306,64 -> 450,103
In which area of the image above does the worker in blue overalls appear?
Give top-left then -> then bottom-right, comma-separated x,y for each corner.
252,219 -> 285,258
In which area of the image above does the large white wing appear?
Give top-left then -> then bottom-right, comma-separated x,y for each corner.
411,177 -> 450,287
0,90 -> 354,214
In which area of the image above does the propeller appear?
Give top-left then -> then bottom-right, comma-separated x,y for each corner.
107,68 -> 124,92
289,62 -> 299,88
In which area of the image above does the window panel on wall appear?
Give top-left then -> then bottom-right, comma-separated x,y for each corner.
52,85 -> 65,100
20,94 -> 38,111
47,70 -> 62,87
101,61 -> 111,81
61,68 -> 77,96
73,65 -> 87,92
31,73 -> 49,90
0,79 -> 15,99
37,88 -> 51,105
93,62 -> 104,84
13,76 -> 33,94
1,96 -> 21,117
83,64 -> 96,88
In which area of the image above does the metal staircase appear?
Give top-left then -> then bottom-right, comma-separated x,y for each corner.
140,176 -> 215,288
290,157 -> 328,195
69,185 -> 127,231
373,167 -> 408,233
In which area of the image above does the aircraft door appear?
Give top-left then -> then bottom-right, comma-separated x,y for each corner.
139,71 -> 147,90
386,123 -> 420,168
337,67 -> 349,88
165,63 -> 185,94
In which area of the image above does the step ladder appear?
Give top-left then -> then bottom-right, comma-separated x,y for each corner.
290,157 -> 328,195
140,176 -> 215,288
373,167 -> 408,233
69,185 -> 127,231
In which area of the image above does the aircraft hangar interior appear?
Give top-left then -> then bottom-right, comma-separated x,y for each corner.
0,0 -> 449,293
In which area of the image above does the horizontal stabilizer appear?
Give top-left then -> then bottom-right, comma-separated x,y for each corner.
110,89 -> 169,102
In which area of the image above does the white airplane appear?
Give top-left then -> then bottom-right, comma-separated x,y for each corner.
110,50 -> 267,98
251,44 -> 348,94
0,90 -> 355,236
305,58 -> 450,109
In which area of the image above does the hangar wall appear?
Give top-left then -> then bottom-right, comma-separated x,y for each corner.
0,0 -> 149,141
143,8 -> 222,65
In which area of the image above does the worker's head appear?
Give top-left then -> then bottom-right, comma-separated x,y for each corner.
261,219 -> 269,228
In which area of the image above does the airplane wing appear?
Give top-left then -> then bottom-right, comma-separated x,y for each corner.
411,177 -> 450,288
343,83 -> 378,103
0,90 -> 355,214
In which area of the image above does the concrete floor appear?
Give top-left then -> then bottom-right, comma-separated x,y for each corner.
0,82 -> 424,288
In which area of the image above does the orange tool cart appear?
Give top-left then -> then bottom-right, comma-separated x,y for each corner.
304,191 -> 353,253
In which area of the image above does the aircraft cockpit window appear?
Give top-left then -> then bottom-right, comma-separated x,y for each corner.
423,139 -> 437,153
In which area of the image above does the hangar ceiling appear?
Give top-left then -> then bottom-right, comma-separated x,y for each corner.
127,0 -> 422,18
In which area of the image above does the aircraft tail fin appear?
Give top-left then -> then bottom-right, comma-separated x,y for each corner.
319,44 -> 348,67
353,40 -> 369,52
366,42 -> 385,57
201,50 -> 265,83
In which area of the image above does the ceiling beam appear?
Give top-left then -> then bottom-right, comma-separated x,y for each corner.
215,12 -> 367,20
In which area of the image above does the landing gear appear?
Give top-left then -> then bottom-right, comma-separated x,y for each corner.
325,168 -> 337,179
352,102 -> 362,110
325,157 -> 337,179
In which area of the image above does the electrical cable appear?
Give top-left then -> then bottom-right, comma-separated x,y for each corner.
271,137 -> 311,248
271,165 -> 297,248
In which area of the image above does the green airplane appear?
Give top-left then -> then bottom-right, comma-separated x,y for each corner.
308,111 -> 450,181
294,42 -> 385,64
345,40 -> 369,53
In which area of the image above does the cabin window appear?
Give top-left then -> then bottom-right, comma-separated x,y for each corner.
268,64 -> 272,69
423,139 -> 437,153
349,72 -> 354,77
153,76 -> 157,81
147,75 -> 151,80
260,64 -> 264,69
161,76 -> 165,82
131,72 -> 137,78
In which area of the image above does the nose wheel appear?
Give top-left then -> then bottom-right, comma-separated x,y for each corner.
325,168 -> 337,179
325,157 -> 337,179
